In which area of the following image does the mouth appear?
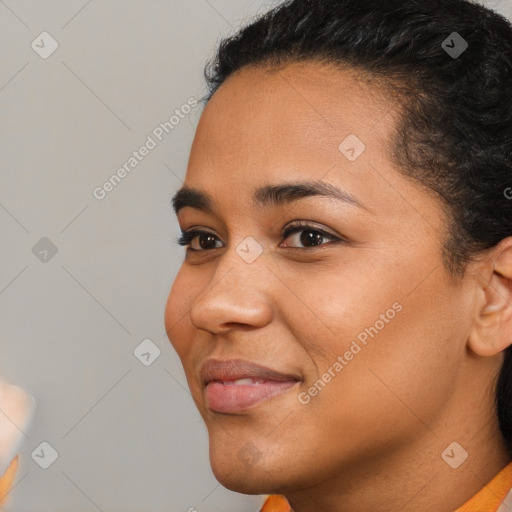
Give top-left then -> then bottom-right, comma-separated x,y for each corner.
200,358 -> 301,413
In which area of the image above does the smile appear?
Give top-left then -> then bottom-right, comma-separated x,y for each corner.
200,358 -> 302,413
205,379 -> 299,413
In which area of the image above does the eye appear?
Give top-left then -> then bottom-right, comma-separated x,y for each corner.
176,221 -> 344,252
176,229 -> 222,252
281,221 -> 344,248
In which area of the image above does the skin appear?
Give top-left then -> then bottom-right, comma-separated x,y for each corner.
164,61 -> 512,512
0,380 -> 35,507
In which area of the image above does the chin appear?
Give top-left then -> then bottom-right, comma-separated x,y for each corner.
210,458 -> 279,495
212,468 -> 265,494
208,438 -> 290,495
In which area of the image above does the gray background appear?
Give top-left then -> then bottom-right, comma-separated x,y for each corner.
0,1 -> 510,511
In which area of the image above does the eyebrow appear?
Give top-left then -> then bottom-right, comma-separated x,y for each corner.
171,180 -> 369,216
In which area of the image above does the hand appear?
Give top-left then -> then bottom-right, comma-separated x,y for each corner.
0,380 -> 35,506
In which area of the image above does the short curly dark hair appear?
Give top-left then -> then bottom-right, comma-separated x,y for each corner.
200,0 -> 512,453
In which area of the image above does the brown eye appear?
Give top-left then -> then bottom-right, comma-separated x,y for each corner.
281,222 -> 344,249
176,230 -> 223,251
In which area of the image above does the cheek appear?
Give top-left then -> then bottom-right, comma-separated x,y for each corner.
295,272 -> 462,442
164,271 -> 209,409
164,268 -> 195,358
272,262 -> 463,430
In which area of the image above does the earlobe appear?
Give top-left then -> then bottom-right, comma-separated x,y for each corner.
467,237 -> 512,358
481,303 -> 503,314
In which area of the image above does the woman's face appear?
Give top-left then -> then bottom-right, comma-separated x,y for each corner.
164,61 -> 480,494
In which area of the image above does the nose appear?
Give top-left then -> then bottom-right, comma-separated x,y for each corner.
188,251 -> 274,334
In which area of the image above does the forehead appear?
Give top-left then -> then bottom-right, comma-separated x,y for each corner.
183,61 -> 402,207
198,61 -> 396,153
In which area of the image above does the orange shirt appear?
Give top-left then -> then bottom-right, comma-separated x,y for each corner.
260,461 -> 512,512
0,455 -> 18,506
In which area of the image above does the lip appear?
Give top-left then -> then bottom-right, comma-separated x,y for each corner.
200,358 -> 301,413
200,358 -> 301,386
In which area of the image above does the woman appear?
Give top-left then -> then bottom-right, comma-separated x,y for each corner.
164,0 -> 512,510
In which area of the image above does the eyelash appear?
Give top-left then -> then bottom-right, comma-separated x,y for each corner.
175,221 -> 345,252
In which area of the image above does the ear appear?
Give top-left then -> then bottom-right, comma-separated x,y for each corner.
467,237 -> 512,357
